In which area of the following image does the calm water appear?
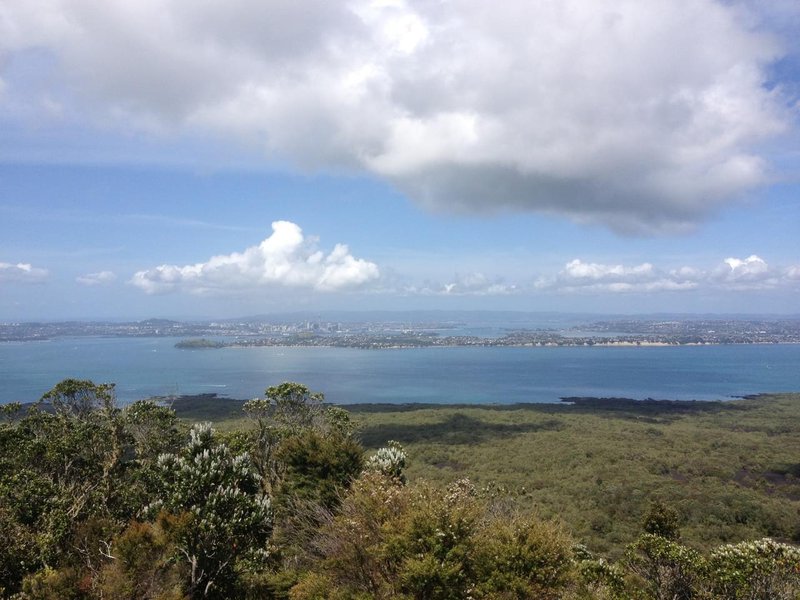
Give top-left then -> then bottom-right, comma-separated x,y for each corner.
1,337 -> 798,404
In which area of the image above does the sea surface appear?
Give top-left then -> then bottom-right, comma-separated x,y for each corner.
1,336 -> 798,405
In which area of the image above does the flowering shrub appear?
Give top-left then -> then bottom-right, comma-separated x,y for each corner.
365,440 -> 407,483
147,423 -> 272,598
625,533 -> 705,600
705,537 -> 800,599
574,544 -> 627,599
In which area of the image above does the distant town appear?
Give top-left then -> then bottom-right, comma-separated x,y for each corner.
2,316 -> 800,348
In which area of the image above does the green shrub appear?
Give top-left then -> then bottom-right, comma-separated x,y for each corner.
625,534 -> 704,600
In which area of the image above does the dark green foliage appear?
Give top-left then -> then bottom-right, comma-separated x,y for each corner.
19,566 -> 90,600
242,383 -> 365,579
275,429 -> 364,511
243,384 -> 362,501
0,506 -> 38,596
0,385 -> 127,588
124,400 -> 182,461
266,382 -> 326,433
39,378 -> 116,418
643,501 -> 682,541
170,395 -> 244,422
0,380 -> 182,595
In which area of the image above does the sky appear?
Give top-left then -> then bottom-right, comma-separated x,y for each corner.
0,0 -> 799,320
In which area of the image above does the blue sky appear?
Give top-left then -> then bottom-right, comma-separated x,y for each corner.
1,0 -> 799,319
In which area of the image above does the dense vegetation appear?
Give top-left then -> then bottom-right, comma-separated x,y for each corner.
346,394 -> 800,556
1,381 -> 799,598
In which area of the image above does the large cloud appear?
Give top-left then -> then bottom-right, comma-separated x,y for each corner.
1,0 -> 793,232
130,221 -> 379,294
0,261 -> 48,283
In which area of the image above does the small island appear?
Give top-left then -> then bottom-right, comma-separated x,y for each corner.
174,338 -> 225,349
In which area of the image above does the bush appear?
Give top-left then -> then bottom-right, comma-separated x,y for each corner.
473,516 -> 576,599
625,533 -> 704,600
146,423 -> 272,599
705,538 -> 800,599
96,516 -> 187,600
293,474 -> 579,600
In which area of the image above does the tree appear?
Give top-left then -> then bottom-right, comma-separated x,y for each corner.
243,382 -> 328,495
642,500 -> 681,541
0,380 -> 133,589
242,382 -> 364,591
39,378 -> 116,418
124,400 -> 182,462
242,382 -> 363,516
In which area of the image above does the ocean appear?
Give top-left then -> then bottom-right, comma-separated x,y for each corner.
1,336 -> 798,405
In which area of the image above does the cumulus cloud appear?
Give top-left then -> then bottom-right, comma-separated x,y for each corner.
534,254 -> 799,294
536,259 -> 697,293
560,259 -> 656,282
0,261 -> 48,283
1,0 -> 793,232
710,254 -> 781,289
76,270 -> 117,286
130,221 -> 379,294
720,254 -> 769,278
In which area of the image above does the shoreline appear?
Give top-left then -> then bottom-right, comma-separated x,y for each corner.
160,391 -> 777,419
215,340 -> 799,350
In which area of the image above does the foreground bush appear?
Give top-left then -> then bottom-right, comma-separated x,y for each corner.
292,472 -> 578,599
145,423 -> 272,599
705,538 -> 800,599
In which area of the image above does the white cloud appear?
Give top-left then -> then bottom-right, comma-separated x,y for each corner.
536,258 -> 695,293
0,261 -> 48,283
76,270 -> 116,286
435,272 -> 517,296
561,259 -> 656,281
721,254 -> 770,278
130,221 -> 379,294
711,254 -> 780,289
0,0 -> 793,232
533,254 -> 800,294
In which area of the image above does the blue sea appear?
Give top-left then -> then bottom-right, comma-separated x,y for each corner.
1,337 -> 798,405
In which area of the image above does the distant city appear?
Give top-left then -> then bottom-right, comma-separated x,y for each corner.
2,316 -> 800,348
